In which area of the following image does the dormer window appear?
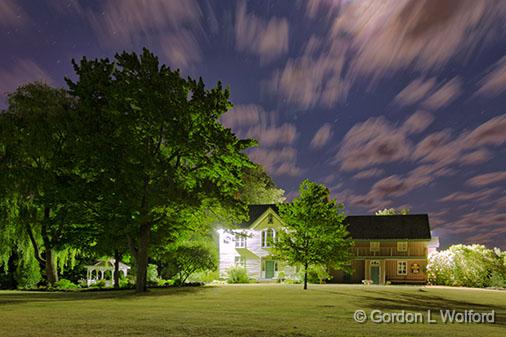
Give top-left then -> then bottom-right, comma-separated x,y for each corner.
262,228 -> 276,248
235,233 -> 246,248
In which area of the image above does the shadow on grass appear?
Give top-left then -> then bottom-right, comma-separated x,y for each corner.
0,285 -> 213,306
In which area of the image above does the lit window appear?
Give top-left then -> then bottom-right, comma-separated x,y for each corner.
262,228 -> 276,248
397,241 -> 408,252
370,241 -> 380,252
234,256 -> 246,267
235,233 -> 246,248
397,261 -> 407,275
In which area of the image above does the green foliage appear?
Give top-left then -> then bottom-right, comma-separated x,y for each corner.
274,179 -> 352,289
427,244 -> 506,288
53,278 -> 79,290
91,279 -> 107,289
226,266 -> 249,284
157,242 -> 217,285
305,265 -> 331,284
66,48 -> 255,292
16,255 -> 42,289
1,83 -> 91,286
147,264 -> 160,285
119,277 -> 134,289
239,164 -> 286,204
375,208 -> 410,215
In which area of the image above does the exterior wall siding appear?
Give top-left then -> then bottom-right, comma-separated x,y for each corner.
218,208 -> 298,280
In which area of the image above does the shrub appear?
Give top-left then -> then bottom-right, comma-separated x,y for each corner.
227,266 -> 249,284
53,278 -> 79,290
147,264 -> 160,286
91,279 -> 106,288
188,270 -> 219,283
157,242 -> 217,285
427,244 -> 506,288
119,277 -> 134,289
489,271 -> 506,288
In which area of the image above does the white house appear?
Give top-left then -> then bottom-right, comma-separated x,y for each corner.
218,204 -> 298,281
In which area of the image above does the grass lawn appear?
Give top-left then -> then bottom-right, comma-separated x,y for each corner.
0,284 -> 504,337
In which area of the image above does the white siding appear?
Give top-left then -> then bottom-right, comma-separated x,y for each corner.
218,227 -> 298,280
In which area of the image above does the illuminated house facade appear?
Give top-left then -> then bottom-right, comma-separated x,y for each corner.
218,204 -> 439,284
218,204 -> 298,280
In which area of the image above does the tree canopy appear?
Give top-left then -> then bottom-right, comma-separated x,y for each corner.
65,48 -> 256,292
375,208 -> 410,215
0,83 -> 86,285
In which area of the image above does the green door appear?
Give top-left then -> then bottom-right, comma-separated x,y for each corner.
371,266 -> 380,284
265,260 -> 275,279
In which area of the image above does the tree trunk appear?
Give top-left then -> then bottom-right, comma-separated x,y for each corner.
41,207 -> 58,286
113,250 -> 121,289
45,248 -> 58,285
135,222 -> 151,292
304,262 -> 308,290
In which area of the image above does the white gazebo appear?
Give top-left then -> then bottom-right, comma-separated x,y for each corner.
86,259 -> 130,287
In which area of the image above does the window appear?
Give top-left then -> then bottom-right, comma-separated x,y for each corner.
397,241 -> 408,252
370,241 -> 380,252
234,256 -> 246,267
262,228 -> 276,248
235,233 -> 246,248
397,261 -> 407,275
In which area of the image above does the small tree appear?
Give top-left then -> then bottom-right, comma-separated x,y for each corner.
158,242 -> 216,285
274,179 -> 352,290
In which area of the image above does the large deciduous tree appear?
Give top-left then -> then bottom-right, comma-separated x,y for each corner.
274,179 -> 352,290
66,48 -> 255,292
0,83 -> 85,286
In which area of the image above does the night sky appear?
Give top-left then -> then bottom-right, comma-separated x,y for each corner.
1,0 -> 505,249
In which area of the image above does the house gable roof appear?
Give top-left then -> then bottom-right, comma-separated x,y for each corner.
235,204 -> 279,229
234,205 -> 432,240
344,214 -> 431,240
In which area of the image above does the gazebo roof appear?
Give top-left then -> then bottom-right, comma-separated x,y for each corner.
86,259 -> 130,270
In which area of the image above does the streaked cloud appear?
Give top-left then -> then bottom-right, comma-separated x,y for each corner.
87,0 -> 202,71
310,123 -> 333,149
476,56 -> 506,97
160,29 -> 201,71
352,168 -> 385,180
422,77 -> 462,110
467,171 -> 506,187
439,188 -> 499,202
0,60 -> 53,100
401,111 -> 434,134
235,0 -> 289,63
0,0 -> 29,28
394,78 -> 436,106
222,105 -> 297,147
248,147 -> 302,177
336,117 -> 412,171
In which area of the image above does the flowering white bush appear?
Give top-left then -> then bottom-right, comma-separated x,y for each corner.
427,244 -> 506,288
